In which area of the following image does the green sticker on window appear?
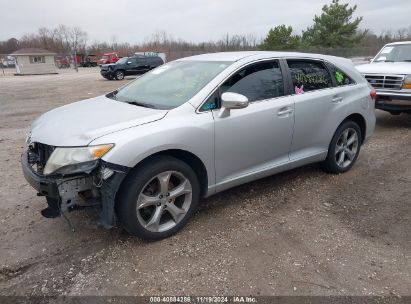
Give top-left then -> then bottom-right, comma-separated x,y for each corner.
335,71 -> 344,85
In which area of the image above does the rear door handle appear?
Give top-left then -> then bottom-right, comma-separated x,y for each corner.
277,107 -> 293,117
332,96 -> 343,103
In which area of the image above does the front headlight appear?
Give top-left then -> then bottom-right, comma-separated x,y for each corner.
43,144 -> 114,175
403,75 -> 411,89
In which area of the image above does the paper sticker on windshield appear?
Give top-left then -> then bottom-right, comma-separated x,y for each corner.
151,66 -> 169,74
381,47 -> 393,54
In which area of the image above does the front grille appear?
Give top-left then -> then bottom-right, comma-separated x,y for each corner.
364,74 -> 404,90
27,143 -> 55,174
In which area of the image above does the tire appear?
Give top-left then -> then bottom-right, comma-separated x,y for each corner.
116,156 -> 200,240
115,70 -> 125,80
322,120 -> 362,174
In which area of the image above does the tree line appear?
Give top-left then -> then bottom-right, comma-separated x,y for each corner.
1,0 -> 410,60
259,0 -> 411,56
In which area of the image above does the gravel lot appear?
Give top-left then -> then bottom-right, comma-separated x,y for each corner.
0,68 -> 410,297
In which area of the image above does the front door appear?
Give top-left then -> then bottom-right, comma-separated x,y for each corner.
210,60 -> 295,190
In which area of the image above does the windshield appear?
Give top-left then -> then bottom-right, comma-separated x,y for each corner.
116,57 -> 128,64
112,60 -> 232,109
374,44 -> 411,62
102,55 -> 109,60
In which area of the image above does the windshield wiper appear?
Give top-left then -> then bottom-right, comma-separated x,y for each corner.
127,101 -> 157,109
402,60 -> 411,62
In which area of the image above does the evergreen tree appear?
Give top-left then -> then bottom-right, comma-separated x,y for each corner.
302,0 -> 366,48
259,25 -> 300,50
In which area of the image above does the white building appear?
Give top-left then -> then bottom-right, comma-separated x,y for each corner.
11,48 -> 57,75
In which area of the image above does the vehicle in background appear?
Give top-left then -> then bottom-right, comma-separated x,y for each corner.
135,52 -> 166,63
98,52 -> 120,65
2,56 -> 16,67
100,55 -> 164,80
56,56 -> 71,69
80,54 -> 98,67
56,54 -> 98,68
356,41 -> 411,114
22,51 -> 375,240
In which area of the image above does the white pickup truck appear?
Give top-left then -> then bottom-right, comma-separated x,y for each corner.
356,41 -> 411,115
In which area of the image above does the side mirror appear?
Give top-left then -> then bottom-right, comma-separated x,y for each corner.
218,92 -> 249,118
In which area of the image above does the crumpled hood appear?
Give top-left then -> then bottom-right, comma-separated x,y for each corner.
29,95 -> 167,146
356,62 -> 411,75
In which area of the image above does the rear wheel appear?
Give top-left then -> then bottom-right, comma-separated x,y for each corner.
116,156 -> 200,240
322,120 -> 362,174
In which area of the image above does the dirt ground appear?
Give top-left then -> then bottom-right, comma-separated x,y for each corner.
0,67 -> 410,297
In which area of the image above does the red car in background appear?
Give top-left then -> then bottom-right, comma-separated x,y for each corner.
98,52 -> 120,65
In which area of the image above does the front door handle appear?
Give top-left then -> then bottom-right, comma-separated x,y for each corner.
277,107 -> 293,117
332,96 -> 343,103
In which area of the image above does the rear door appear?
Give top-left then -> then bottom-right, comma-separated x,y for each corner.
285,59 -> 344,161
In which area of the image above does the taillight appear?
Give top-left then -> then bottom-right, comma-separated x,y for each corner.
370,87 -> 377,102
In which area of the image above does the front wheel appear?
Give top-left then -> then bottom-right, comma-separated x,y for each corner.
115,70 -> 125,80
322,120 -> 362,174
116,156 -> 200,240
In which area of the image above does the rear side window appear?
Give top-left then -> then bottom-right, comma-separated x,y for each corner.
327,64 -> 355,86
287,60 -> 332,94
154,57 -> 164,64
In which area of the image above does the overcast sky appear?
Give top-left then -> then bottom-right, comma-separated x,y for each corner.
1,0 -> 409,43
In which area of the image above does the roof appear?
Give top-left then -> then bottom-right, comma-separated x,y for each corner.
10,48 -> 56,56
385,41 -> 411,46
177,51 -> 346,63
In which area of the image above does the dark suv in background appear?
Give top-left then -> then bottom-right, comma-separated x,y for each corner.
100,55 -> 164,80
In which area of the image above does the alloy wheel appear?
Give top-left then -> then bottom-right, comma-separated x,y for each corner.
116,71 -> 124,80
335,128 -> 359,168
136,171 -> 192,233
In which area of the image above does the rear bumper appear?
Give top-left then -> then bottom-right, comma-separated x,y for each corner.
376,91 -> 411,111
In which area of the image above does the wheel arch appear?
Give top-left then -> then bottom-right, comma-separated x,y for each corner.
341,113 -> 366,144
119,149 -> 209,199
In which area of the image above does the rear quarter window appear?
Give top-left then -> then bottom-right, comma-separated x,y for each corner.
327,63 -> 355,86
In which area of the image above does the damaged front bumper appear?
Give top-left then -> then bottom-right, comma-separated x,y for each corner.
21,151 -> 129,228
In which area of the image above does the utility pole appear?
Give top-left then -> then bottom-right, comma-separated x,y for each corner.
72,47 -> 78,72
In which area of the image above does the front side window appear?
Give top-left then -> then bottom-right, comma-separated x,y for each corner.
127,58 -> 137,64
200,60 -> 284,111
221,61 -> 284,102
287,60 -> 332,94
112,61 -> 232,110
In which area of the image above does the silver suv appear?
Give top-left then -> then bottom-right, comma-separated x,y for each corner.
22,52 -> 376,240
